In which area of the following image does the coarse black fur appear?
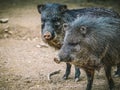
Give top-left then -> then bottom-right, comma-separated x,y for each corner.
58,16 -> 120,90
37,3 -> 120,81
38,3 -> 120,49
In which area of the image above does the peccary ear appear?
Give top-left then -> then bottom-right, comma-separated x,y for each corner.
37,4 -> 45,13
63,23 -> 69,31
80,26 -> 87,35
59,5 -> 67,13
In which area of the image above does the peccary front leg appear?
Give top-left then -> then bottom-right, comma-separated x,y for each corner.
63,63 -> 71,80
104,65 -> 115,90
85,69 -> 95,90
75,66 -> 81,82
63,63 -> 81,81
114,63 -> 120,77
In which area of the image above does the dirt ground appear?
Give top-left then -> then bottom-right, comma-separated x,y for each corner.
0,4 -> 120,90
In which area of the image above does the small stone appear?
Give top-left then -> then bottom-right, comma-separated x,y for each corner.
0,18 -> 9,23
36,44 -> 48,48
27,38 -> 31,41
36,44 -> 41,48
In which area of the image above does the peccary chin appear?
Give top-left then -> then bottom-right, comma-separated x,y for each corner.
60,16 -> 120,69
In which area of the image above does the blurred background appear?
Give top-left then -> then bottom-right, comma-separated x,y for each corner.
0,0 -> 120,11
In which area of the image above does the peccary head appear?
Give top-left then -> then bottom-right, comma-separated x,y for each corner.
37,3 -> 67,49
37,3 -> 120,49
55,16 -> 120,67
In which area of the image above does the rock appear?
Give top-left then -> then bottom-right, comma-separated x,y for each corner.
0,18 -> 9,23
36,44 -> 48,48
32,37 -> 39,41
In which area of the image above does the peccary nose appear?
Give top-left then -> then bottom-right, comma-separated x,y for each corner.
43,31 -> 52,40
54,51 -> 72,64
54,56 -> 61,64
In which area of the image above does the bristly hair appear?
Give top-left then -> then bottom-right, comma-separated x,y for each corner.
70,16 -> 120,57
71,15 -> 120,32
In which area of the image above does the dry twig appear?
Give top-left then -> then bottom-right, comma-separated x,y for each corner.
47,70 -> 61,81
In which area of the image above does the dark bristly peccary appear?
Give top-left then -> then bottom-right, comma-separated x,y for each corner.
54,16 -> 120,90
37,3 -> 120,81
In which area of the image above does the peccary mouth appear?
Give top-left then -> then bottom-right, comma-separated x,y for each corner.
42,37 -> 62,49
54,57 -> 73,64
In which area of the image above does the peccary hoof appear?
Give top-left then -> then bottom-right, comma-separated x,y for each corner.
62,76 -> 68,80
75,77 -> 80,82
114,71 -> 120,77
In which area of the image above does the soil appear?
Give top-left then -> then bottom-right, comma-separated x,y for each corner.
0,4 -> 120,90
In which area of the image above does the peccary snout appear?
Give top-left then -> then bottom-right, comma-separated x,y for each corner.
43,31 -> 52,40
54,52 -> 71,63
54,45 -> 75,64
54,56 -> 61,64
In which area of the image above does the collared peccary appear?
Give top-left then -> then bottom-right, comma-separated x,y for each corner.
54,16 -> 120,90
37,3 -> 120,81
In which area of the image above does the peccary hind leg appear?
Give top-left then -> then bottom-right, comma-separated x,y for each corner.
85,69 -> 95,90
104,65 -> 115,90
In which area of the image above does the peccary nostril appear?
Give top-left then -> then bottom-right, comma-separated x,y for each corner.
43,31 -> 52,40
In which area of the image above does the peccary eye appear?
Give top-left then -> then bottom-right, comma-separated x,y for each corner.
80,26 -> 87,35
52,18 -> 58,22
63,23 -> 68,29
55,22 -> 61,26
